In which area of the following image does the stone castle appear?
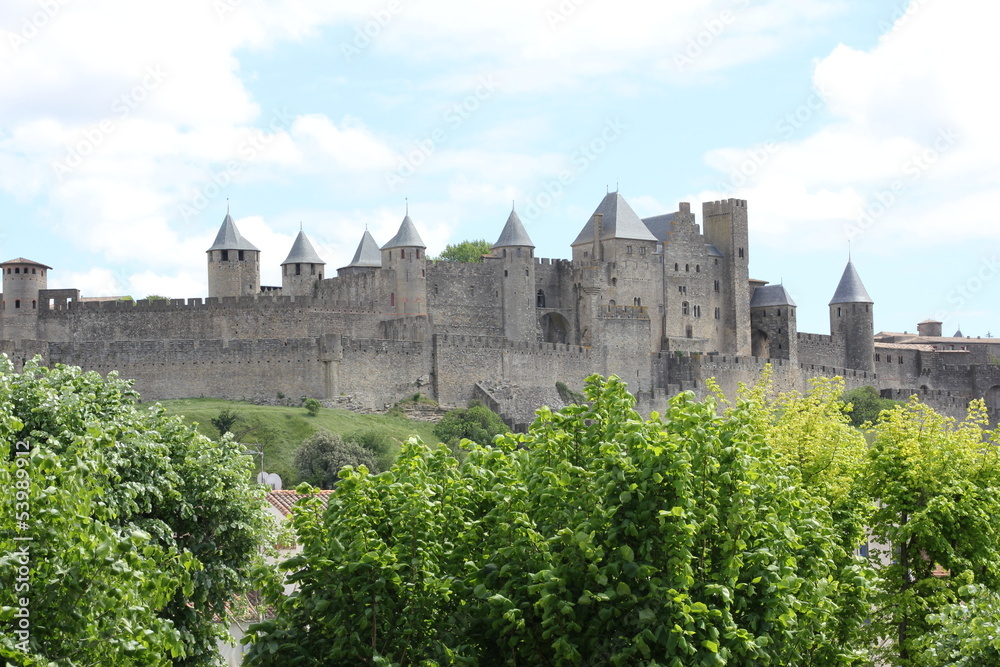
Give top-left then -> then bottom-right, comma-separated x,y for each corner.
2,193 -> 998,427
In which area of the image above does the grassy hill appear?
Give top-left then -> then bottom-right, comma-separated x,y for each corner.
150,398 -> 440,486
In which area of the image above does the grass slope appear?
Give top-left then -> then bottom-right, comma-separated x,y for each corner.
150,398 -> 440,486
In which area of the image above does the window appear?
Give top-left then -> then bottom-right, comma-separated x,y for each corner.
584,251 -> 589,258
31,268 -> 36,274
238,250 -> 244,261
685,264 -> 689,272
433,284 -> 439,295
626,245 -> 633,254
777,309 -> 781,316
838,307 -> 842,317
516,248 -> 521,258
390,293 -> 395,307
682,301 -> 689,316
401,249 -> 406,259
639,246 -> 646,255
696,265 -> 700,272
633,297 -> 641,307
674,263 -> 679,271
609,299 -> 616,306
714,280 -> 720,292
295,263 -> 301,276
612,278 -> 617,286
686,325 -> 693,338
694,305 -> 701,317
504,270 -> 508,277
14,300 -> 20,309
715,307 -> 720,320
14,268 -> 19,274
221,250 -> 229,261
536,290 -> 546,308
31,300 -> 36,309
875,354 -> 881,362
738,248 -> 745,258
416,249 -> 421,259
503,249 -> 507,258
899,356 -> 904,364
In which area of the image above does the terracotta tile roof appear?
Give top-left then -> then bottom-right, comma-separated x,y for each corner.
266,489 -> 334,516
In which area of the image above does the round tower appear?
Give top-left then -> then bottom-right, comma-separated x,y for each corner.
1,258 -> 51,342
749,283 -> 798,363
281,229 -> 326,296
380,213 -> 427,315
829,260 -> 875,372
206,209 -> 260,298
492,207 -> 536,343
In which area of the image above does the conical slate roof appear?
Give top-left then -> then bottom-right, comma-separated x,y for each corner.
207,213 -> 259,252
954,328 -> 964,338
492,208 -> 534,248
281,231 -> 325,266
382,215 -> 426,250
750,284 -> 797,308
345,230 -> 382,268
572,192 -> 658,246
829,261 -> 873,305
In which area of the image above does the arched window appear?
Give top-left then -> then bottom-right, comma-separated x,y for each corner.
685,264 -> 689,272
682,301 -> 689,316
401,249 -> 406,259
536,290 -> 546,308
611,277 -> 617,286
31,268 -> 36,274
634,297 -> 641,307
390,293 -> 395,307
674,263 -> 679,271
696,265 -> 700,272
14,299 -> 20,309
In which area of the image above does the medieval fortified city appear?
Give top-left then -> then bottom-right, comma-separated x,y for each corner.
2,192 -> 997,428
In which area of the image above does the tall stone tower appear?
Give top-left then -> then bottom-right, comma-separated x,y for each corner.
749,284 -> 798,363
492,207 -> 536,342
829,260 -> 875,372
703,199 -> 751,356
380,213 -> 427,315
207,210 -> 260,298
1,258 -> 50,342
280,229 -> 325,296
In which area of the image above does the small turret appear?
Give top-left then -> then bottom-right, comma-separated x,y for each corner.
829,260 -> 874,372
749,283 -> 797,362
1,257 -> 51,342
381,213 -> 427,315
206,209 -> 260,298
492,207 -> 536,342
338,230 -> 382,277
280,229 -> 325,296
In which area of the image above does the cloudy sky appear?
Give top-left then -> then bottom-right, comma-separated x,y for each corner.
1,0 -> 996,336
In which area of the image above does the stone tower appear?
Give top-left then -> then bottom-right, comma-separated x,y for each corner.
492,207 -> 536,343
1,257 -> 50,342
703,199 -> 751,356
749,284 -> 798,363
281,230 -> 325,296
380,213 -> 427,315
829,260 -> 874,372
338,230 -> 381,277
207,210 -> 260,298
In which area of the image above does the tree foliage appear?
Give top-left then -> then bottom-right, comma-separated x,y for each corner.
840,385 -> 900,427
246,375 -> 860,665
0,358 -> 273,666
432,401 -> 509,450
211,407 -> 241,436
294,429 -> 379,489
436,239 -> 492,263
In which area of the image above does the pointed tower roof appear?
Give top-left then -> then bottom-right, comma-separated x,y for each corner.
571,192 -> 658,246
207,212 -> 259,252
954,327 -> 965,338
281,230 -> 325,266
345,230 -> 383,268
829,261 -> 873,305
492,208 -> 534,248
382,215 -> 426,250
750,284 -> 797,308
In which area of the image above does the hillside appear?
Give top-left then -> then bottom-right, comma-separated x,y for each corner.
151,398 -> 441,486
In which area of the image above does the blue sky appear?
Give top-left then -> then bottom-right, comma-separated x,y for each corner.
0,0 -> 997,337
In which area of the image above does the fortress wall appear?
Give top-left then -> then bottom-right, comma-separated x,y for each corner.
426,262 -> 503,335
666,353 -> 803,401
599,314 -> 654,392
535,258 -> 570,311
332,337 -> 433,407
377,315 -> 429,342
873,346 -> 923,385
601,255 -> 665,353
42,337 -> 325,401
315,269 -> 384,307
661,222 -> 723,345
884,387 -> 972,422
797,332 -> 845,367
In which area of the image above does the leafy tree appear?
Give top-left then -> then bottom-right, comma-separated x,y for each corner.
840,385 -> 900,427
345,428 -> 398,471
918,585 -> 1000,666
294,429 -> 378,489
210,407 -> 241,436
246,375 -> 859,665
144,294 -> 169,301
432,400 -> 509,451
0,358 -> 273,666
861,398 -> 1000,666
303,397 -> 321,417
436,239 -> 491,262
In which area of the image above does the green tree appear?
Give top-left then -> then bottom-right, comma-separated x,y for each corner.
345,428 -> 399,471
210,407 -> 241,436
303,397 -> 321,417
246,375 -> 860,665
294,429 -> 378,489
840,385 -> 900,427
0,358 -> 273,666
436,239 -> 491,262
144,294 -> 169,301
432,401 -> 509,451
861,398 -> 1000,666
918,585 -> 1000,666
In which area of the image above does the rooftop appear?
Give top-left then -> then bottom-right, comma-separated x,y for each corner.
207,213 -> 259,252
281,230 -> 325,266
572,192 -> 658,246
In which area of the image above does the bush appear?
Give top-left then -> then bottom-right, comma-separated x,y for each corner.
345,429 -> 398,471
303,397 -> 321,417
432,401 -> 509,451
294,429 -> 379,489
840,385 -> 900,427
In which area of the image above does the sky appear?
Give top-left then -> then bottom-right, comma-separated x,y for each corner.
0,0 -> 997,338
